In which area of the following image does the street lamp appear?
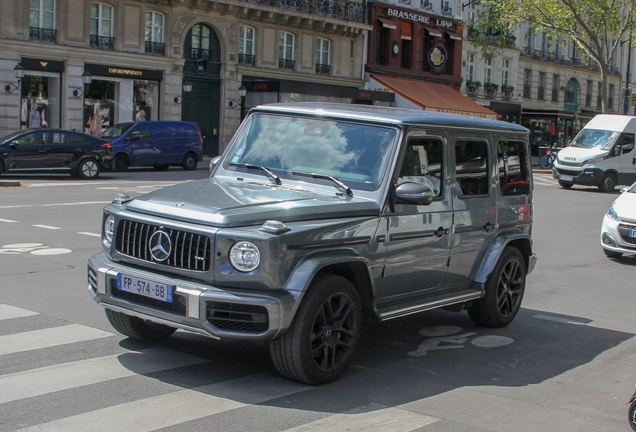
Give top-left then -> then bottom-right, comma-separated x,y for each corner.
5,63 -> 25,93
238,85 -> 247,121
73,71 -> 93,98
174,80 -> 193,104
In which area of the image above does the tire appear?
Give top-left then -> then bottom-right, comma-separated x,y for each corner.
539,154 -> 551,169
105,309 -> 176,341
468,247 -> 526,328
115,154 -> 130,172
76,159 -> 101,179
629,400 -> 636,431
598,173 -> 616,192
0,159 -> 4,176
181,153 -> 198,171
558,181 -> 573,189
269,274 -> 362,385
603,248 -> 623,259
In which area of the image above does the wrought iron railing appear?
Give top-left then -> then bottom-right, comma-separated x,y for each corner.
145,41 -> 165,55
279,58 -> 295,70
244,0 -> 367,23
239,54 -> 255,65
90,35 -> 115,50
30,27 -> 56,43
188,48 -> 214,61
315,63 -> 331,74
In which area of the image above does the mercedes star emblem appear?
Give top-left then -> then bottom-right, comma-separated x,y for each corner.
149,230 -> 172,262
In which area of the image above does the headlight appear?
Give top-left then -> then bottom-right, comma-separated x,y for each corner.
582,157 -> 604,166
229,241 -> 261,272
103,214 -> 115,248
606,205 -> 621,221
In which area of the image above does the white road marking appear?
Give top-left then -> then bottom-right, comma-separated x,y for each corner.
0,218 -> 19,223
32,225 -> 62,230
533,314 -> 587,325
281,403 -> 438,432
31,248 -> 72,255
97,187 -> 119,190
0,304 -> 39,320
0,347 -> 208,404
0,324 -> 113,356
77,232 -> 101,237
0,201 -> 110,209
16,374 -> 310,432
471,335 -> 514,348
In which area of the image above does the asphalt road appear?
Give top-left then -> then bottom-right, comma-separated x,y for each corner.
0,169 -> 634,432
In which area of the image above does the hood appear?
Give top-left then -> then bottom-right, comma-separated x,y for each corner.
125,178 -> 380,227
557,146 -> 608,164
612,190 -> 636,223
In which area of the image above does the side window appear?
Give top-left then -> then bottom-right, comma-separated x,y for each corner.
53,132 -> 85,144
397,139 -> 443,197
20,131 -> 49,145
498,140 -> 531,196
618,133 -> 635,154
455,140 -> 489,196
133,124 -> 151,139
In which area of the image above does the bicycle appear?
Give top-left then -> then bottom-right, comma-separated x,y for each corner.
539,146 -> 558,169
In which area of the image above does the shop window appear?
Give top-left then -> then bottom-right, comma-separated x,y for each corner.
20,75 -> 60,130
279,32 -> 295,70
83,80 -> 115,137
316,38 -> 331,74
90,3 -> 114,50
30,0 -> 56,42
239,26 -> 255,66
145,12 -> 165,55
498,140 -> 531,196
134,80 -> 158,121
455,140 -> 489,196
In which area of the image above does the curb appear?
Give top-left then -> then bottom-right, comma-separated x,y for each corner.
0,180 -> 21,187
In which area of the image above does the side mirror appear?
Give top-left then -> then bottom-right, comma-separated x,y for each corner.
394,182 -> 434,206
614,145 -> 623,157
209,155 -> 221,173
10,140 -> 20,148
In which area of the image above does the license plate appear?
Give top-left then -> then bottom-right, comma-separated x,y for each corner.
116,274 -> 173,303
629,229 -> 636,238
559,175 -> 573,182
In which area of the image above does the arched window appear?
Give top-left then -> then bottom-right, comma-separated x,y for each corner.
185,23 -> 220,62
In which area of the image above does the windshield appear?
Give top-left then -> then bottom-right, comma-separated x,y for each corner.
223,113 -> 398,191
99,123 -> 135,139
570,129 -> 618,150
0,131 -> 24,143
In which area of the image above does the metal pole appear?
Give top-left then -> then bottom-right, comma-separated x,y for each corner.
625,36 -> 632,115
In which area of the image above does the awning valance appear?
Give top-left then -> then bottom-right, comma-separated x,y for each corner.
378,17 -> 397,30
423,26 -> 443,37
446,30 -> 462,40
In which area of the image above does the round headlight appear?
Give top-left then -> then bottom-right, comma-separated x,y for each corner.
103,214 -> 115,248
229,241 -> 261,272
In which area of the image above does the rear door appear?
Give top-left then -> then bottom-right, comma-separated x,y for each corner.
49,131 -> 89,167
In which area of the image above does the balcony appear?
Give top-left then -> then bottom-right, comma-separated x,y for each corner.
279,58 -> 296,70
316,63 -> 331,74
145,41 -> 165,56
239,54 -> 255,66
244,0 -> 366,23
29,27 -> 56,43
188,48 -> 214,61
90,35 -> 114,50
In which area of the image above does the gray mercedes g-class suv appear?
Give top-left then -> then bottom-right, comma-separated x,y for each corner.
88,103 -> 537,385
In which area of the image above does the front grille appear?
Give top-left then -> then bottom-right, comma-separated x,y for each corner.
116,219 -> 211,271
206,302 -> 269,333
555,168 -> 581,176
619,223 -> 636,244
557,160 -> 580,167
110,279 -> 186,316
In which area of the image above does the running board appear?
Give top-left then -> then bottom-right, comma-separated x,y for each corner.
378,291 -> 482,321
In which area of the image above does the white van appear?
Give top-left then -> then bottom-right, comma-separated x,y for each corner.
553,114 -> 636,192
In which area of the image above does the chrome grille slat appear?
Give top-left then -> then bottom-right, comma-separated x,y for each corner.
115,219 -> 211,271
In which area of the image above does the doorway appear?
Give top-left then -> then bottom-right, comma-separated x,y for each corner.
182,79 -> 220,156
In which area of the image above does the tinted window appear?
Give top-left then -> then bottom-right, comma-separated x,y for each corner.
100,123 -> 135,138
398,139 -> 443,197
53,132 -> 85,144
498,140 -> 531,196
455,140 -> 489,196
19,131 -> 49,145
156,123 -> 196,137
617,133 -> 635,154
132,124 -> 151,139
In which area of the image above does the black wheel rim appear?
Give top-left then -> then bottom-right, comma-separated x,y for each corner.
309,292 -> 357,374
496,258 -> 524,318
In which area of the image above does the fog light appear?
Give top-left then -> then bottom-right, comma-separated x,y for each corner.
602,233 -> 618,247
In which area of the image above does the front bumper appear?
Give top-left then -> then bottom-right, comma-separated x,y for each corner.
87,252 -> 302,341
552,164 -> 604,186
600,216 -> 636,257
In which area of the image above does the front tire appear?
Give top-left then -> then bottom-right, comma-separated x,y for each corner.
468,247 -> 526,328
76,159 -> 101,179
598,173 -> 616,192
558,180 -> 573,189
105,309 -> 176,341
629,399 -> 636,431
115,154 -> 130,172
181,153 -> 198,171
269,274 -> 362,385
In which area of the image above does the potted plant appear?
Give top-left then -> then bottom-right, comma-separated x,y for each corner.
466,80 -> 481,94
484,82 -> 499,97
501,84 -> 514,99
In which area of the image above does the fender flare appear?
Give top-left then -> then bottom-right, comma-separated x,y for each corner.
473,232 -> 534,285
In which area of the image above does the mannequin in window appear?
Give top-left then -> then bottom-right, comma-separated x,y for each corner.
29,103 -> 41,129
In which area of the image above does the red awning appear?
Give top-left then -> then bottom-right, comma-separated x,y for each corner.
446,30 -> 462,40
423,26 -> 443,37
371,74 -> 497,119
378,17 -> 397,30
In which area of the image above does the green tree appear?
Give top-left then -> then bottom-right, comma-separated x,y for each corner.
471,0 -> 636,112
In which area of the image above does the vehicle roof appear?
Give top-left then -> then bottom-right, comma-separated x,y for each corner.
584,114 -> 636,132
1,128 -> 103,139
250,102 -> 530,134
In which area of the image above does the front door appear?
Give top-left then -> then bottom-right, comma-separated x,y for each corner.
6,130 -> 52,168
380,132 -> 452,298
182,79 -> 220,157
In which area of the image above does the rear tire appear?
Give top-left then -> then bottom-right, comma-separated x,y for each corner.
0,159 -> 4,176
115,154 -> 130,172
76,159 -> 101,179
598,173 -> 616,192
558,181 -> 573,189
603,248 -> 623,259
468,247 -> 526,328
181,153 -> 198,171
629,399 -> 636,431
269,274 -> 362,385
105,309 -> 176,341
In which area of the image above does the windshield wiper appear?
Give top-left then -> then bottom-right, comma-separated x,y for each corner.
230,163 -> 281,185
292,171 -> 353,197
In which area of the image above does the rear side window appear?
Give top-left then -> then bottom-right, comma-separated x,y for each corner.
53,132 -> 85,144
154,123 -> 196,138
455,140 -> 489,196
498,140 -> 531,196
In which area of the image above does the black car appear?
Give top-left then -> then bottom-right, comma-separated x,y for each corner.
0,129 -> 113,179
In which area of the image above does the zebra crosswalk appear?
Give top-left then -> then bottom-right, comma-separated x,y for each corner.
0,304 -> 441,432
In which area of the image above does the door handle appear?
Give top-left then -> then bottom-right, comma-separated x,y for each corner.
483,222 -> 496,232
38,149 -> 47,153
434,227 -> 449,237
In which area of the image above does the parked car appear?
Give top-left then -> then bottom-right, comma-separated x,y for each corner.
0,129 -> 112,179
88,103 -> 537,385
99,121 -> 203,171
600,181 -> 636,259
